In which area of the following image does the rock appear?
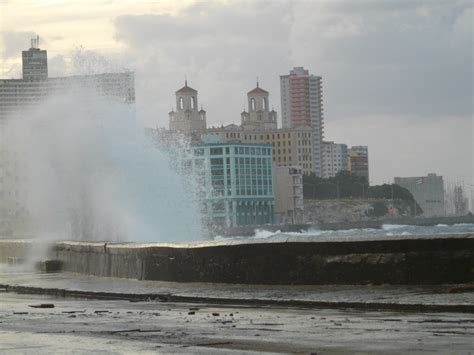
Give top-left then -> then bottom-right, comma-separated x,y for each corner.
35,260 -> 63,273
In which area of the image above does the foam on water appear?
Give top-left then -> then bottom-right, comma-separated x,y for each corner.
382,224 -> 409,231
3,91 -> 204,243
228,223 -> 474,240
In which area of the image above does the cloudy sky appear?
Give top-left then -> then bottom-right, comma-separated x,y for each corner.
0,0 -> 472,186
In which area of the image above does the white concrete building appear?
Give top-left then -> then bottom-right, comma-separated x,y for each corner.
394,173 -> 446,217
274,166 -> 304,224
280,67 -> 324,177
0,41 -> 135,235
322,141 -> 348,178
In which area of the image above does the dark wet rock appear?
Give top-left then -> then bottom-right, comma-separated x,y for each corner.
448,284 -> 474,293
212,313 -> 220,316
35,260 -> 63,273
29,304 -> 55,308
188,311 -> 195,315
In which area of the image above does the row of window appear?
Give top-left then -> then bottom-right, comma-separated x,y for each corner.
194,146 -> 272,156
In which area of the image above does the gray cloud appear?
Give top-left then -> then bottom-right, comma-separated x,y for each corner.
289,0 -> 472,119
109,1 -> 473,183
0,30 -> 36,59
113,1 -> 294,126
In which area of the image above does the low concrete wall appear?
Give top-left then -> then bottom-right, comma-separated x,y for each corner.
1,235 -> 473,285
0,239 -> 33,263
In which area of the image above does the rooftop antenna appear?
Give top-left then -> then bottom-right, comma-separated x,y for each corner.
31,35 -> 40,49
256,76 -> 259,87
184,74 -> 187,86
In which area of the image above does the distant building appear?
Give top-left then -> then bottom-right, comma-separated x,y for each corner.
0,72 -> 135,121
200,83 -> 314,175
202,125 -> 314,175
274,166 -> 304,224
280,67 -> 324,176
169,81 -> 206,133
241,82 -> 277,131
322,141 -> 348,178
394,173 -> 445,217
22,36 -> 48,80
347,146 -> 369,181
190,143 -> 274,227
453,185 -> 469,215
0,40 -> 135,234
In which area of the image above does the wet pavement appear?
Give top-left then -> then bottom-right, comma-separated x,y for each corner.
1,267 -> 473,353
1,292 -> 474,353
1,266 -> 473,308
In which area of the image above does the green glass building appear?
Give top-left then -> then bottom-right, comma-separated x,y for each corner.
190,143 -> 275,227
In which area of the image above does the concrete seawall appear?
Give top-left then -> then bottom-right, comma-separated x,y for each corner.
1,234 -> 473,285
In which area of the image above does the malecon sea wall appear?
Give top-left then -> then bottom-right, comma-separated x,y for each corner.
1,234 -> 473,285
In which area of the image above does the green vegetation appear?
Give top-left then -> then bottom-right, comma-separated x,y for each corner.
367,201 -> 389,217
303,170 -> 423,215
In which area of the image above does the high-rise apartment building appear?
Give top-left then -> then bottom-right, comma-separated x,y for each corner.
0,40 -> 135,235
22,36 -> 48,80
280,67 -> 324,176
322,141 -> 348,178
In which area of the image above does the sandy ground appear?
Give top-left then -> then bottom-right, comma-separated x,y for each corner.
1,292 -> 474,354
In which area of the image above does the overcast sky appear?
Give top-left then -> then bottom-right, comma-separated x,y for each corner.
0,0 -> 472,185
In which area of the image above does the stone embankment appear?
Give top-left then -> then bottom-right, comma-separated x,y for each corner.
1,234 -> 473,285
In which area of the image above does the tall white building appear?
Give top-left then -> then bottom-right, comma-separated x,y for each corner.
0,40 -> 135,235
322,141 -> 348,178
280,67 -> 324,177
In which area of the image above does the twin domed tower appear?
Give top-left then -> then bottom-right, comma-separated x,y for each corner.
168,80 -> 277,132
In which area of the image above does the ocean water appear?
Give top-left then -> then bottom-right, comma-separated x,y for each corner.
221,223 -> 474,241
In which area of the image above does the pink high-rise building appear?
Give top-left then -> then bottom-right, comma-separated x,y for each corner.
280,67 -> 324,176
